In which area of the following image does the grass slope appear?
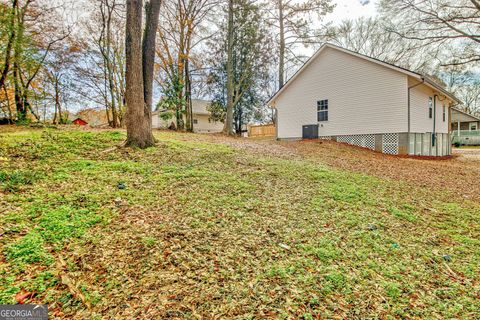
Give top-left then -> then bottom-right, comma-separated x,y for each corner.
0,127 -> 479,319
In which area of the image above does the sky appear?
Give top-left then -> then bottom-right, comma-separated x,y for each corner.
292,0 -> 380,63
327,0 -> 378,23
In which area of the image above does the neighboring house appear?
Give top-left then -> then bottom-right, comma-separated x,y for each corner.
152,99 -> 223,133
451,108 -> 480,132
451,108 -> 480,146
72,118 -> 88,126
267,43 -> 459,156
74,108 -> 109,127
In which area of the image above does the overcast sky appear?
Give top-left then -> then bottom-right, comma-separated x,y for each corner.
327,0 -> 378,23
66,0 -> 379,30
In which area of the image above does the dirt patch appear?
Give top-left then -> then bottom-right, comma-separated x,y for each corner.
279,140 -> 480,202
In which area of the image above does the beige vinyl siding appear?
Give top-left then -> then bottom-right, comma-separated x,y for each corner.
409,80 -> 449,134
436,97 -> 449,134
152,113 -> 222,133
274,47 -> 408,139
152,114 -> 174,129
192,114 -> 223,133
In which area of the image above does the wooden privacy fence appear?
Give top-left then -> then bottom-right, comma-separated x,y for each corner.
248,124 -> 275,137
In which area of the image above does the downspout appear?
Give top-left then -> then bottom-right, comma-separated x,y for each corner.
433,94 -> 437,153
274,106 -> 278,140
407,77 -> 425,153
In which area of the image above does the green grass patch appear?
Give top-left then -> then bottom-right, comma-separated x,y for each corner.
389,206 -> 418,222
0,170 -> 39,192
5,231 -> 53,265
0,127 -> 478,318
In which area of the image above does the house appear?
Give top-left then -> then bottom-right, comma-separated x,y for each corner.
152,99 -> 223,133
451,108 -> 479,132
451,108 -> 480,146
72,118 -> 88,126
267,43 -> 459,156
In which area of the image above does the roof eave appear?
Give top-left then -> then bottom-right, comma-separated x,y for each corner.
423,78 -> 461,104
451,107 -> 480,121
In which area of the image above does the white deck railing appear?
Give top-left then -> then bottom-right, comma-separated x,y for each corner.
452,130 -> 480,136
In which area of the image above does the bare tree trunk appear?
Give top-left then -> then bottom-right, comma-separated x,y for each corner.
223,0 -> 235,135
13,61 -> 26,122
185,58 -> 193,132
102,58 -> 112,125
106,4 -> 119,128
142,0 -> 161,111
53,103 -> 58,124
278,0 -> 284,89
115,54 -> 126,126
2,85 -> 13,123
125,0 -> 155,148
99,0 -> 119,128
107,56 -> 119,127
54,75 -> 65,124
0,0 -> 17,92
53,77 -> 60,124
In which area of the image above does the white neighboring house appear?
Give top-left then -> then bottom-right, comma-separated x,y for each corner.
267,43 -> 460,156
152,99 -> 224,133
451,108 -> 480,132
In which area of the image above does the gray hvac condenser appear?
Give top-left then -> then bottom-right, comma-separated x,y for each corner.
302,124 -> 319,139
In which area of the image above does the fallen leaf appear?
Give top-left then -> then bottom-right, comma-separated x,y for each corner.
15,290 -> 34,304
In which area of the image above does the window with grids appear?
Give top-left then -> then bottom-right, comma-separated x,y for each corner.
317,100 -> 328,122
428,97 -> 433,119
443,105 -> 446,122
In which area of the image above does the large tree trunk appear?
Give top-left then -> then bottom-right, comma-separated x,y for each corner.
223,0 -> 235,135
142,0 -> 161,112
278,0 -> 284,89
125,0 -> 155,148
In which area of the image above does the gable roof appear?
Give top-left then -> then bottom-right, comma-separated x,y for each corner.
451,107 -> 480,121
267,43 -> 460,106
72,118 -> 88,125
191,99 -> 213,115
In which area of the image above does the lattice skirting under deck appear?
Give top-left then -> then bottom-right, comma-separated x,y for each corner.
335,134 -> 376,150
382,133 -> 399,155
317,132 -> 450,156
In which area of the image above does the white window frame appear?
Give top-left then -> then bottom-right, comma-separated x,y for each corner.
470,122 -> 478,131
317,99 -> 328,122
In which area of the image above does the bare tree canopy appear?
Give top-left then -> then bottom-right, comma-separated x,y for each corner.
265,0 -> 334,88
381,0 -> 480,66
